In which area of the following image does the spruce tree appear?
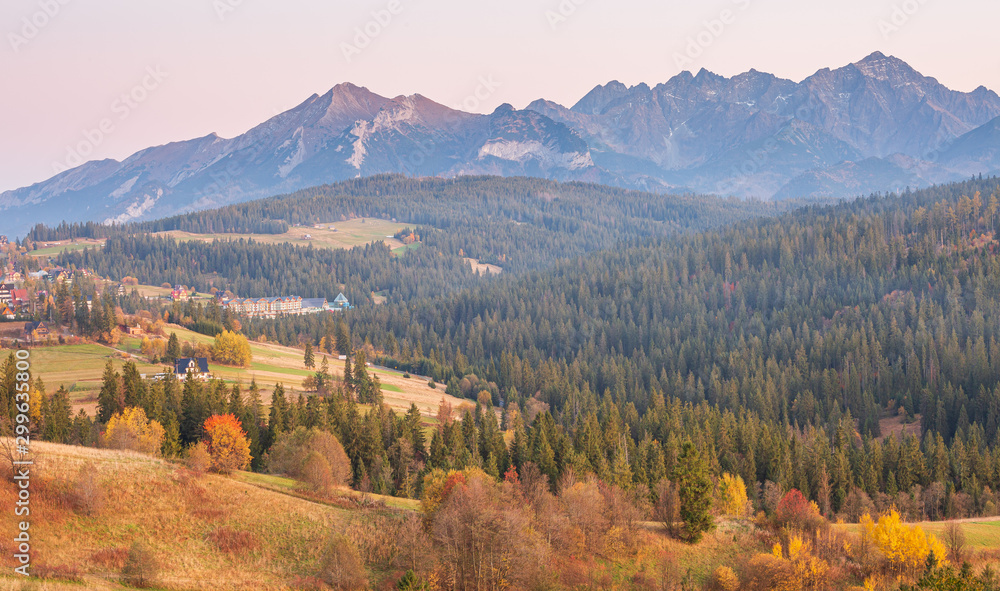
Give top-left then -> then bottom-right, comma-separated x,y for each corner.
335,318 -> 351,355
179,376 -> 205,445
43,386 -> 72,444
343,355 -> 354,397
673,440 -> 714,543
97,360 -> 121,423
166,332 -> 181,363
303,342 -> 315,369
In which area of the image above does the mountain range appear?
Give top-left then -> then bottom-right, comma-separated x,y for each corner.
4,51 -> 1000,237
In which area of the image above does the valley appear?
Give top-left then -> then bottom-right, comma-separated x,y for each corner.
4,174 -> 1000,590
7,4 -> 1000,588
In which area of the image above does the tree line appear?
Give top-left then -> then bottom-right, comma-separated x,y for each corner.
330,177 -> 1000,517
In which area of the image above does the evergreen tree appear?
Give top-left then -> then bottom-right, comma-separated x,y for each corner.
161,416 -> 181,457
335,318 -> 351,356
43,386 -> 72,443
166,332 -> 181,363
266,383 -> 288,451
97,360 -> 121,423
343,355 -> 354,397
303,342 -> 315,369
674,441 -> 714,543
179,377 -> 206,445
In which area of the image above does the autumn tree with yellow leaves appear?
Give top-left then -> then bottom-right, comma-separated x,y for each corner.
742,534 -> 831,591
860,509 -> 947,578
211,330 -> 252,367
716,473 -> 750,518
101,407 -> 165,455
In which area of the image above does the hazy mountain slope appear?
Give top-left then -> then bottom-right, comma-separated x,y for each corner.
5,52 -> 1000,236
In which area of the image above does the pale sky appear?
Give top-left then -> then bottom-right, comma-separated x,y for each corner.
2,0 -> 998,193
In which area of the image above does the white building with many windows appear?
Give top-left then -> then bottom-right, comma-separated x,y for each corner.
223,295 -> 335,318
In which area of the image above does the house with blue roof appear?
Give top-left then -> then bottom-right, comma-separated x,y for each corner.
331,293 -> 352,310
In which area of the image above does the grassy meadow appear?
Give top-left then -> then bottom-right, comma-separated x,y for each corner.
26,323 -> 469,422
27,238 -> 106,258
835,518 -> 1000,549
153,218 -> 409,252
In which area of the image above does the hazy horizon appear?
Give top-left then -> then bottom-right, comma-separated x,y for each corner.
3,0 -> 999,193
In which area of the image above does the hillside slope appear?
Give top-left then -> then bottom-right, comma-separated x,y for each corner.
1,441 -> 358,589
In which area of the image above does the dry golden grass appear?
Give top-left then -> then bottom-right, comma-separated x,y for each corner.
0,440 -> 363,590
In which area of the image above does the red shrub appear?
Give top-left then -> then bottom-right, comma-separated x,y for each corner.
775,489 -> 822,531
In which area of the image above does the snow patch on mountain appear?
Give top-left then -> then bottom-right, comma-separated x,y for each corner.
104,189 -> 161,224
347,121 -> 369,169
478,140 -> 594,170
110,176 -> 140,199
278,127 -> 307,178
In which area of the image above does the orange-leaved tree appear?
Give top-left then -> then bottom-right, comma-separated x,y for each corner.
202,414 -> 251,474
775,488 -> 823,532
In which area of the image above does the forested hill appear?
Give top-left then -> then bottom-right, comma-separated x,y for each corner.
352,176 -> 1000,438
40,175 -> 792,271
332,177 -> 1000,511
51,176 -> 791,304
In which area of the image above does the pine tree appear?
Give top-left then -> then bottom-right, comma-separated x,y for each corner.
43,386 -> 72,443
228,384 -> 244,416
304,342 -> 315,369
674,440 -> 714,543
343,355 -> 354,397
245,379 -> 264,470
179,376 -> 206,445
166,332 -> 181,363
323,320 -> 336,355
266,383 -> 288,451
71,409 -> 95,446
97,360 -> 121,423
161,416 -> 181,457
335,318 -> 351,355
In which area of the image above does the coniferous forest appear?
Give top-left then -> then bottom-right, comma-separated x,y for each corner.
10,174 -> 1000,590
33,175 -> 1000,517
